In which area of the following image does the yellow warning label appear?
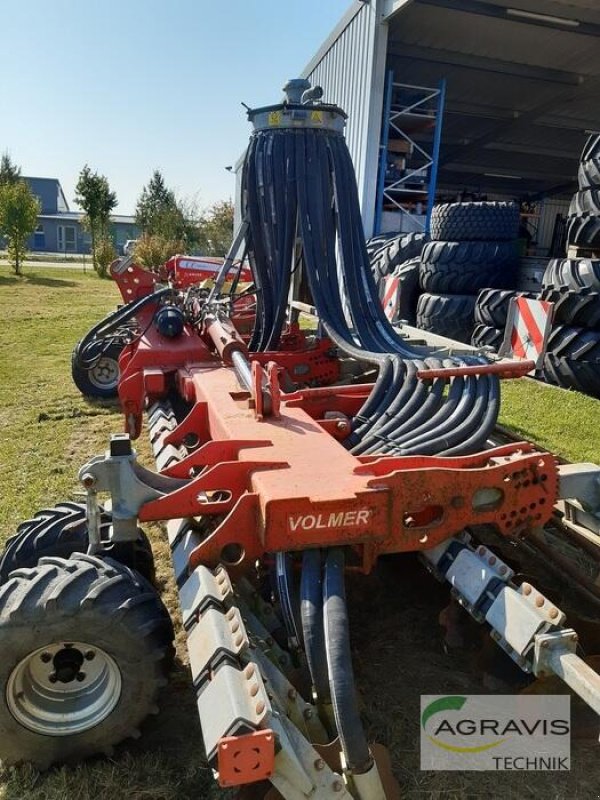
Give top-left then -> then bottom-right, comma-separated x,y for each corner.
268,111 -> 282,126
311,110 -> 323,124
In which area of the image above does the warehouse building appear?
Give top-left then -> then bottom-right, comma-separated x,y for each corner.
299,0 -> 600,253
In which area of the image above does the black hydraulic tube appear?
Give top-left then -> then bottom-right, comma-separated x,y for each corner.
324,548 -> 372,774
300,550 -> 330,702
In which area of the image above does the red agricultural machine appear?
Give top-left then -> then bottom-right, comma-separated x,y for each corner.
2,80 -> 600,797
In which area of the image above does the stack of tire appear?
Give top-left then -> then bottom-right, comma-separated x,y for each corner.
536,134 -> 600,398
367,231 -> 427,324
471,289 -> 536,352
540,258 -> 600,398
416,201 -> 520,343
566,133 -> 600,252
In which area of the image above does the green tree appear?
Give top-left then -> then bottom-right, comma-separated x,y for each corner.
0,153 -> 21,186
135,170 -> 194,244
74,165 -> 117,275
196,200 -> 234,256
0,181 -> 40,274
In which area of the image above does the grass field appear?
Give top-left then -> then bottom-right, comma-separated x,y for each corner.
0,266 -> 599,799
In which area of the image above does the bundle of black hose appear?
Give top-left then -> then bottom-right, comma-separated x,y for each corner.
240,121 -> 501,458
323,548 -> 372,774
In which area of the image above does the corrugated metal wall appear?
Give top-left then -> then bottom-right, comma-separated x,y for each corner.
537,197 -> 570,255
302,0 -> 388,237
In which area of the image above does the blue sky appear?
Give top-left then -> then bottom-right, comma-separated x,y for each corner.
1,0 -> 351,215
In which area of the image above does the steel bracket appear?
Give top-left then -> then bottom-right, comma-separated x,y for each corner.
446,544 -> 514,621
189,606 -> 249,689
180,564 -> 233,629
197,662 -> 270,764
533,629 -> 578,678
485,581 -> 566,669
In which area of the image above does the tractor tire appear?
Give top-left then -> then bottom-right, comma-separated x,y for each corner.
474,289 -> 535,328
416,293 -> 476,343
546,325 -> 600,362
471,324 -> 504,351
430,201 -> 519,242
541,289 -> 600,329
370,232 -> 426,280
578,134 -> 600,189
0,554 -> 173,769
567,189 -> 600,249
71,340 -> 122,399
420,240 -> 518,294
543,355 -> 600,398
384,257 -> 421,325
0,503 -> 155,586
365,232 -> 396,260
542,257 -> 600,292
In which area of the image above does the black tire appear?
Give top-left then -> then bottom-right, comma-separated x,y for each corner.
0,554 -> 173,769
541,289 -> 600,329
543,355 -> 600,398
370,232 -> 426,280
567,189 -> 600,249
382,257 -> 421,325
71,340 -> 123,399
420,240 -> 518,294
546,325 -> 600,362
474,289 -> 535,328
365,232 -> 396,260
578,134 -> 600,190
416,293 -> 476,343
0,503 -> 155,585
542,257 -> 600,292
430,201 -> 519,242
471,324 -> 504,351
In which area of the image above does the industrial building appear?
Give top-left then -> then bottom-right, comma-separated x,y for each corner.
300,0 -> 600,253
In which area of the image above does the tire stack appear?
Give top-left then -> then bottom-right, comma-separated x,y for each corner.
471,289 -> 535,352
567,134 -> 600,252
416,202 -> 520,343
367,231 -> 427,324
540,258 -> 600,398
536,134 -> 600,398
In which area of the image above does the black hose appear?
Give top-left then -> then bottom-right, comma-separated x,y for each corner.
323,548 -> 372,774
300,550 -> 330,702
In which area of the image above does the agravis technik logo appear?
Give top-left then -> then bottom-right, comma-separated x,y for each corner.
420,695 -> 570,771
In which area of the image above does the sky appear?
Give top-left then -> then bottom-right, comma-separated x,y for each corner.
1,0 -> 351,215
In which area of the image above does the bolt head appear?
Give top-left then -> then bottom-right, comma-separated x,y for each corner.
76,672 -> 86,682
332,780 -> 344,792
314,758 -> 325,771
85,650 -> 95,661
40,652 -> 52,664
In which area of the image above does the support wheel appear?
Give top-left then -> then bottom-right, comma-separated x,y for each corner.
0,503 -> 156,586
71,340 -> 123,399
0,554 -> 173,769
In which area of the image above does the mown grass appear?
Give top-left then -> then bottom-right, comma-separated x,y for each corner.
0,267 -> 599,799
0,266 -> 219,800
499,378 -> 600,464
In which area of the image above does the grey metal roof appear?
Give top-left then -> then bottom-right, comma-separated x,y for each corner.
386,0 -> 600,197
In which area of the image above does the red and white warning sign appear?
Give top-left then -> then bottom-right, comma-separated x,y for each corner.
500,297 -> 554,369
382,275 -> 399,323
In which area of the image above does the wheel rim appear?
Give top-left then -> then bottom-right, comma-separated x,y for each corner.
7,642 -> 122,735
88,357 -> 119,391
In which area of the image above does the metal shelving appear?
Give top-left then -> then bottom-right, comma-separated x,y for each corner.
374,74 -> 446,236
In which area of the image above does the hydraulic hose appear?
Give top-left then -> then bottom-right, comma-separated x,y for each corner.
300,550 -> 330,703
75,288 -> 172,368
323,548 -> 372,774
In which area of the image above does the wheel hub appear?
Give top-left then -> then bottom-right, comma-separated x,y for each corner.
7,641 -> 122,735
89,356 -> 119,390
